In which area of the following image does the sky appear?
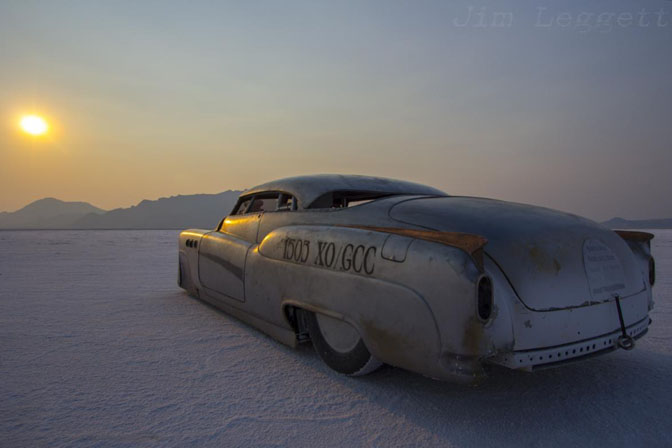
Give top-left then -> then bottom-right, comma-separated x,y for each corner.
0,0 -> 670,221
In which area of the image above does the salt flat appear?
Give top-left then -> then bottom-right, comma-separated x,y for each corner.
1,230 -> 671,448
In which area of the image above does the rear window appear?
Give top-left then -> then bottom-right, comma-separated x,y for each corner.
308,191 -> 394,209
277,193 -> 296,211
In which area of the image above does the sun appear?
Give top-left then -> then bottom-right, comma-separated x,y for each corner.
20,115 -> 49,136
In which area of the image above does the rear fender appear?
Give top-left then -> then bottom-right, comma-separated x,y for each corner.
251,224 -> 492,379
255,225 -> 440,363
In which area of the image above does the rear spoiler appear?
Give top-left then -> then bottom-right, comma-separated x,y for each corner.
614,231 -> 655,286
614,230 -> 654,244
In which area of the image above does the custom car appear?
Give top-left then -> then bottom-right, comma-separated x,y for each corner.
178,175 -> 655,382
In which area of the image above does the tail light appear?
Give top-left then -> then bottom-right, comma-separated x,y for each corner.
477,276 -> 493,321
649,256 -> 656,286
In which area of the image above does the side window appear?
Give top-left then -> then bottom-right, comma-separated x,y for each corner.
232,192 -> 295,215
248,193 -> 279,213
277,193 -> 296,211
232,198 -> 252,215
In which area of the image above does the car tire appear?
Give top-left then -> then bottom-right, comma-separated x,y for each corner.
303,310 -> 382,376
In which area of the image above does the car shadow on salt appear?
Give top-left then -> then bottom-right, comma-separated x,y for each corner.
184,293 -> 671,446
288,340 -> 672,446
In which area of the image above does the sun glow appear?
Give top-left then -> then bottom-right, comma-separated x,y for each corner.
20,115 -> 49,136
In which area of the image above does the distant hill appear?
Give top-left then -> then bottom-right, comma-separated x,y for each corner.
4,195 -> 670,230
0,191 -> 242,229
0,198 -> 105,229
73,191 -> 240,229
602,217 -> 672,229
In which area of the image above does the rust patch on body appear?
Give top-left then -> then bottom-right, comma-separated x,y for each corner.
360,319 -> 416,367
463,317 -> 485,356
528,246 -> 561,275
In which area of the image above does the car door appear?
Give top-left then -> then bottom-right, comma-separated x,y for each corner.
198,193 -> 277,302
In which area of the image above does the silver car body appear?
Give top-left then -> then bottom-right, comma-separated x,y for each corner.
178,175 -> 655,382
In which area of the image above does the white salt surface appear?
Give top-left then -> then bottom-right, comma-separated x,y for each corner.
1,230 -> 671,447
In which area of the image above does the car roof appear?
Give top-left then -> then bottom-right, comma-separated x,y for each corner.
242,174 -> 446,208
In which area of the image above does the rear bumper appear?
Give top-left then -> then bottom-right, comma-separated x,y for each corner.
489,315 -> 650,370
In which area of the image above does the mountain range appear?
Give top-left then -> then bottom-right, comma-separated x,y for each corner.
600,217 -> 672,230
0,194 -> 670,229
0,192 -> 241,230
0,198 -> 105,229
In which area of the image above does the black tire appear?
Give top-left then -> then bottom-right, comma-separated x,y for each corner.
303,310 -> 382,376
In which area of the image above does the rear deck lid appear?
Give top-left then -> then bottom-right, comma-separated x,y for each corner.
390,197 -> 644,311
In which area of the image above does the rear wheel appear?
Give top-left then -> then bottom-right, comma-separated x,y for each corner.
303,310 -> 382,376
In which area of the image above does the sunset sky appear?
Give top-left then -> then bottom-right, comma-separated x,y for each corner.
1,0 -> 670,221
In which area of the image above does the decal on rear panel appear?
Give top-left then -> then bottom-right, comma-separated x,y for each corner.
583,239 -> 626,301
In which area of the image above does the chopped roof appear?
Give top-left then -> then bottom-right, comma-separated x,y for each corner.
243,174 -> 446,208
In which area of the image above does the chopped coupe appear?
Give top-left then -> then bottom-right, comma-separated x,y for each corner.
178,175 -> 655,382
